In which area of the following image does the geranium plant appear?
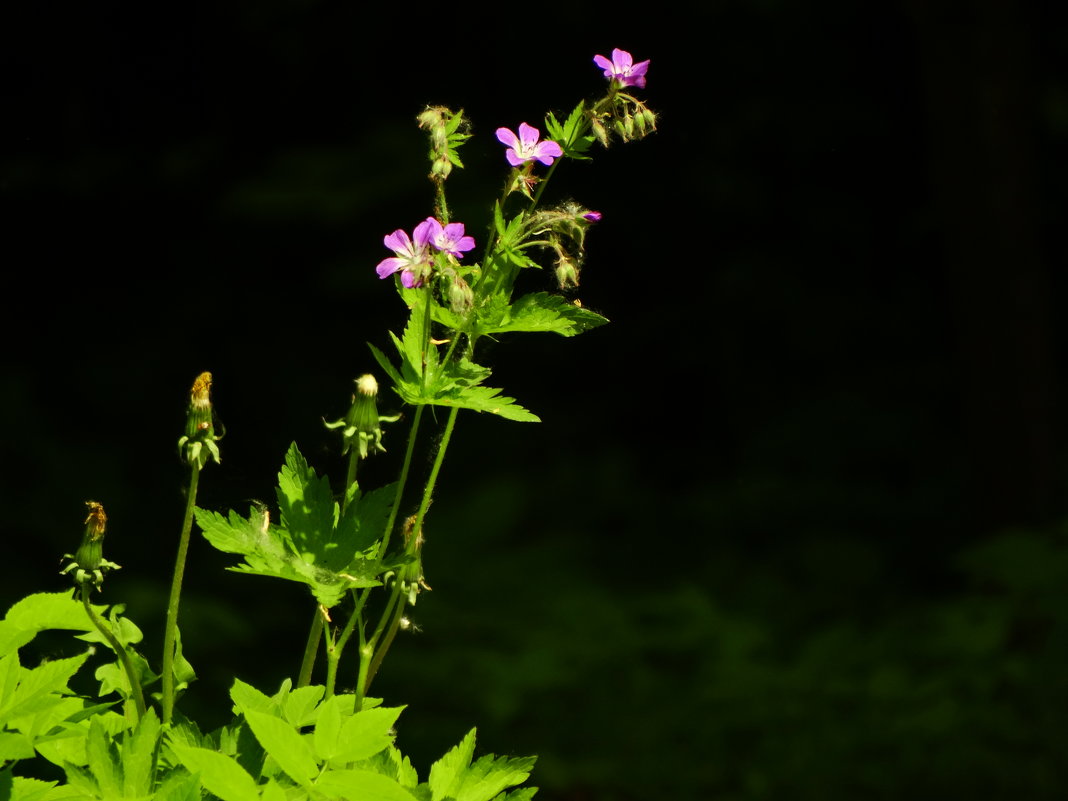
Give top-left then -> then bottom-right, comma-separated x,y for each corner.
0,47 -> 656,801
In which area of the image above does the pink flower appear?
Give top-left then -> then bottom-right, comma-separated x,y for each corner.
593,48 -> 650,89
495,122 -> 563,167
376,219 -> 434,288
424,217 -> 476,258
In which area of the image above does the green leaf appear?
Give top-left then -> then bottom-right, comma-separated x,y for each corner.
8,773 -> 76,801
242,710 -> 318,786
333,706 -> 404,764
425,380 -> 540,422
121,709 -> 161,798
475,293 -> 608,338
380,346 -> 539,422
153,770 -> 202,801
230,678 -> 275,717
167,743 -> 260,801
282,685 -> 325,729
428,729 -> 535,801
429,728 -> 476,801
0,593 -> 100,656
545,102 -> 594,159
338,482 -> 398,559
85,718 -> 122,798
257,778 -> 292,801
314,769 -> 419,801
0,731 -> 34,762
74,603 -> 144,648
313,694 -> 344,764
454,753 -> 537,801
276,443 -> 337,561
0,651 -> 91,723
198,446 -> 385,609
491,789 -> 538,801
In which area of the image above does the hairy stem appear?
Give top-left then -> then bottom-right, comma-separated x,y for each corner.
365,405 -> 460,694
162,462 -> 200,725
82,587 -> 146,721
296,608 -> 324,688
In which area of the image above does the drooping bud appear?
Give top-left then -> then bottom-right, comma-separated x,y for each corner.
177,371 -> 222,469
590,117 -> 609,148
61,501 -> 121,591
555,253 -> 581,290
446,272 -> 474,314
641,106 -> 658,133
324,374 -> 401,459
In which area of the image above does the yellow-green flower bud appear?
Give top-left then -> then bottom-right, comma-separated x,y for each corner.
324,374 -> 401,459
590,117 -> 609,148
177,371 -> 222,469
555,254 -> 581,290
642,107 -> 657,132
60,501 -> 121,591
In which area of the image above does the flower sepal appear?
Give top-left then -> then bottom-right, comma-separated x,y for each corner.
324,374 -> 401,459
60,501 -> 121,592
178,372 -> 223,469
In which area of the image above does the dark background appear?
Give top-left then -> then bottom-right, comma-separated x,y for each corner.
5,1 -> 1068,798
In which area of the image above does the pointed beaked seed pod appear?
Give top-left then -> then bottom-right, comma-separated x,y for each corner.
177,371 -> 222,468
324,374 -> 401,459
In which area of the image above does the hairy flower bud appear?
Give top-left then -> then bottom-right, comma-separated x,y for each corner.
177,371 -> 222,469
61,501 -> 121,591
418,106 -> 468,184
324,374 -> 401,459
555,254 -> 581,290
590,117 -> 609,148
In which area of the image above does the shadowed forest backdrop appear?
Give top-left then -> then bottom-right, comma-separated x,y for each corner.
4,1 -> 1068,798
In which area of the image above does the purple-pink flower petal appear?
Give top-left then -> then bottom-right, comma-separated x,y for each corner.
496,123 -> 562,167
593,47 -> 650,89
424,217 -> 476,258
377,224 -> 432,285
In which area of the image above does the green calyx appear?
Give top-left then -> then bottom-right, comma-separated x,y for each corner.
177,371 -> 223,469
324,374 -> 401,459
60,501 -> 121,591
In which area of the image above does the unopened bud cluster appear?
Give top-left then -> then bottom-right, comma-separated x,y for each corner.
417,106 -> 470,183
589,100 -> 657,147
527,203 -> 602,289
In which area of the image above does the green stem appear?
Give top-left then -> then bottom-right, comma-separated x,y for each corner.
362,578 -> 405,695
379,405 -> 423,563
365,405 -> 460,695
82,587 -> 146,721
298,448 -> 362,688
162,462 -> 200,725
296,608 -> 324,688
321,623 -> 338,700
343,449 -> 360,510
